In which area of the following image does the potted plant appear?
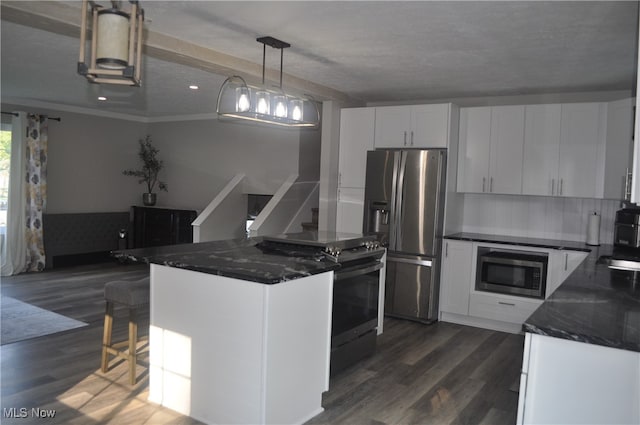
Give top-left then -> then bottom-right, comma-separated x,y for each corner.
123,135 -> 168,206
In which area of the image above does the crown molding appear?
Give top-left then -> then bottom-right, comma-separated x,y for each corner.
0,98 -> 270,124
1,97 -> 150,123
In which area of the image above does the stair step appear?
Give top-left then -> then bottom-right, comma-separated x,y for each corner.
301,222 -> 319,231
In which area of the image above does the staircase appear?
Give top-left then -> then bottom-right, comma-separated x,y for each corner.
301,208 -> 319,232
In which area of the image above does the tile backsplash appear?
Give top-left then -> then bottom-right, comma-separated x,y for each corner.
461,194 -> 622,244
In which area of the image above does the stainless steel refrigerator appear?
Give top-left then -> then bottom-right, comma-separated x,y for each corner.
363,149 -> 446,323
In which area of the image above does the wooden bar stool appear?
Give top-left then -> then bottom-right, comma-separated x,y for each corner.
101,277 -> 150,385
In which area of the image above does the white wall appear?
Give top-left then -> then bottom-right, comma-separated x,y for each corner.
2,103 -> 148,213
2,102 -> 313,215
461,194 -> 620,244
148,119 -> 302,211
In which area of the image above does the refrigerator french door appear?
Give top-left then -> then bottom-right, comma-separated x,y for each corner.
363,149 -> 446,323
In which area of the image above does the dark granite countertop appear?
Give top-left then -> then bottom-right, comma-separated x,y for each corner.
524,244 -> 640,352
112,237 -> 340,284
445,232 -> 591,252
444,233 -> 640,352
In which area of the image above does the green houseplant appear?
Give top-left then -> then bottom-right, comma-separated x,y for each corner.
123,135 -> 168,206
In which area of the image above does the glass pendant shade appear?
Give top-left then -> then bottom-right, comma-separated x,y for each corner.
96,9 -> 131,70
236,86 -> 251,112
255,90 -> 271,115
273,95 -> 288,118
289,99 -> 304,121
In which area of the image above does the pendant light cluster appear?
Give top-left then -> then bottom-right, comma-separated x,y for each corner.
77,0 -> 144,86
216,36 -> 320,128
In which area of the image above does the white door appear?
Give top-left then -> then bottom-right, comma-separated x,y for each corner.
457,107 -> 492,193
559,103 -> 603,198
338,108 -> 375,188
374,105 -> 410,148
439,240 -> 473,316
411,104 -> 449,148
336,187 -> 365,233
488,105 -> 525,194
522,104 -> 562,196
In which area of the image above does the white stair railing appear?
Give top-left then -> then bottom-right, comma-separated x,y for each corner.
192,174 -> 246,243
249,175 -> 319,237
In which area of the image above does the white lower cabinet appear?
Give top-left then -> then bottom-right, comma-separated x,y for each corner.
336,187 -> 365,234
439,240 -> 474,316
439,239 -> 588,333
546,250 -> 588,296
468,292 -> 541,325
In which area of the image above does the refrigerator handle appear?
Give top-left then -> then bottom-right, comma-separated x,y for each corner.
388,152 -> 401,250
395,152 -> 408,250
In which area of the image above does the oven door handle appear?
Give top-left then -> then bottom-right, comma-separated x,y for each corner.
334,262 -> 383,281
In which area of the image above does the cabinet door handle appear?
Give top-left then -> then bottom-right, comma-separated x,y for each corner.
445,242 -> 449,257
564,253 -> 568,271
338,172 -> 341,187
551,179 -> 555,196
403,131 -> 407,146
490,177 -> 493,193
482,177 -> 486,193
410,131 -> 414,146
498,301 -> 516,307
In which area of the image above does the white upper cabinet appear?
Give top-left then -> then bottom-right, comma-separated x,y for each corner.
457,105 -> 524,194
457,107 -> 492,193
375,104 -> 449,148
558,103 -> 604,198
489,105 -> 525,194
338,108 -> 375,188
522,104 -> 562,196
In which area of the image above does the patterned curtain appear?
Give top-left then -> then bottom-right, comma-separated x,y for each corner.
24,115 -> 48,272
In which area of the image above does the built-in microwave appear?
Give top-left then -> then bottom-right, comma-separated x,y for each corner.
476,248 -> 548,299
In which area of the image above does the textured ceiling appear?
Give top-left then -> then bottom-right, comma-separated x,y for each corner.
1,1 -> 638,118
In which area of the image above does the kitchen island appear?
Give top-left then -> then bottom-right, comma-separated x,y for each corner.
114,238 -> 340,425
518,244 -> 640,424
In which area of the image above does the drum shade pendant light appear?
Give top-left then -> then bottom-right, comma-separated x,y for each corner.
216,36 -> 320,128
77,0 -> 144,86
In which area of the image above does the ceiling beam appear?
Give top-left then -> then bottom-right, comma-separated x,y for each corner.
1,1 -> 353,103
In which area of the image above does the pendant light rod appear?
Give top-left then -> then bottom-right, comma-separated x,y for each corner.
262,42 -> 266,85
256,36 -> 290,89
280,47 -> 284,89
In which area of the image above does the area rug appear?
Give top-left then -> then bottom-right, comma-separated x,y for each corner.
1,296 -> 88,345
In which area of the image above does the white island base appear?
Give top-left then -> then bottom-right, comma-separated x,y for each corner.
517,333 -> 640,424
148,264 -> 333,424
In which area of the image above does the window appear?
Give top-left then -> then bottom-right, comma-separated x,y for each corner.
0,121 -> 11,232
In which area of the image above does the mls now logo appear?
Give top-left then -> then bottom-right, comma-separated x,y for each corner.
3,407 -> 56,418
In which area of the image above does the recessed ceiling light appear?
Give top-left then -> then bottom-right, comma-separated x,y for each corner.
98,96 -> 107,101
189,85 -> 199,90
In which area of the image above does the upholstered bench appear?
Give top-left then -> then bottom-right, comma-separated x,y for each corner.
101,277 -> 150,385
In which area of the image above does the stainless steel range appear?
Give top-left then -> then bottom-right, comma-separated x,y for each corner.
260,231 -> 385,375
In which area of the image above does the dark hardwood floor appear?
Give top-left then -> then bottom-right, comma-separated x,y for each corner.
1,262 -> 523,424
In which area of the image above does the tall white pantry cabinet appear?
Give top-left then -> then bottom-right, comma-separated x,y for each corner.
336,108 -> 374,234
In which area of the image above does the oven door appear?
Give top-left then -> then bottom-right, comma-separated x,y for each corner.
331,259 -> 382,348
477,256 -> 545,298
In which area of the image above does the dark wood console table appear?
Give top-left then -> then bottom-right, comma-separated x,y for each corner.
130,206 -> 198,248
